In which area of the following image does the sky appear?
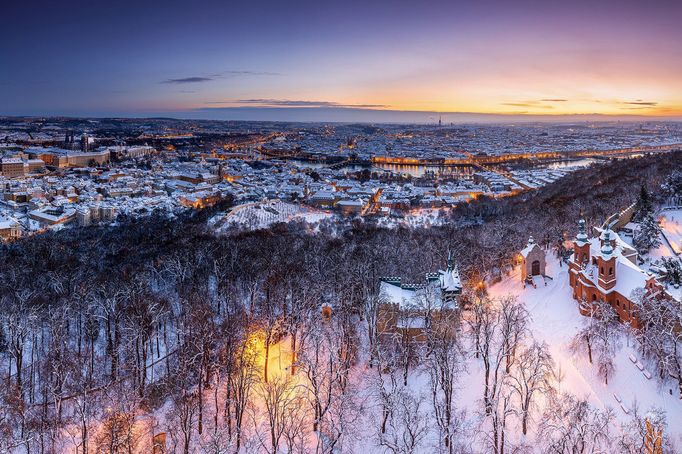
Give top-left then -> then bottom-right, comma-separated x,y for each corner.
1,0 -> 681,122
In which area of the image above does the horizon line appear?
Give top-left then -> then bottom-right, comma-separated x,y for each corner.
2,107 -> 682,125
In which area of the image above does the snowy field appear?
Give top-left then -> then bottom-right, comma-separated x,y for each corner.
210,200 -> 333,232
659,209 -> 682,255
487,254 -> 682,445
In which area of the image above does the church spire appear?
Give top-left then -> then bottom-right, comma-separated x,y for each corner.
576,218 -> 588,244
601,230 -> 614,256
447,248 -> 453,272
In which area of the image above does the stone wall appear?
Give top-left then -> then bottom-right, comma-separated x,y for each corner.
597,202 -> 637,234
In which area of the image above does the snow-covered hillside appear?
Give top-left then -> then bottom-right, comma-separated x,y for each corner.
210,200 -> 333,232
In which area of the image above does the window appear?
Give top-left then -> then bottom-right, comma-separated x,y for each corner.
616,300 -> 620,307
600,267 -> 604,274
592,294 -> 597,301
609,267 -> 613,276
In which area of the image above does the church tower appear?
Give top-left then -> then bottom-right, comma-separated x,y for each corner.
599,227 -> 617,249
597,230 -> 617,291
573,219 -> 590,265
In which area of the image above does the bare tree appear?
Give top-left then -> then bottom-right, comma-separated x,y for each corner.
364,293 -> 381,369
396,310 -> 422,387
634,289 -> 682,398
371,341 -> 400,436
484,388 -> 515,454
252,375 -> 298,454
537,393 -> 614,453
571,298 -> 596,365
2,289 -> 37,401
228,327 -> 259,452
465,293 -> 486,359
167,390 -> 199,454
95,408 -> 138,454
508,341 -> 555,435
298,313 -> 360,453
477,301 -> 504,414
426,316 -> 465,453
71,386 -> 97,454
571,300 -> 620,384
498,297 -> 529,374
378,387 -> 430,454
281,388 -> 310,454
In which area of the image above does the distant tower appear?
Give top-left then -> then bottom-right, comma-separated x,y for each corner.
438,115 -> 442,127
80,133 -> 90,152
64,130 -> 75,148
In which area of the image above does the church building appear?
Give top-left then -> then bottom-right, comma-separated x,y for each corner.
520,236 -> 546,283
568,219 -> 666,328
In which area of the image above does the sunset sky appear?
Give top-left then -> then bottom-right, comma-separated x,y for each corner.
2,0 -> 681,121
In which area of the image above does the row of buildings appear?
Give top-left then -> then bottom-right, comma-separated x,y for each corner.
0,146 -> 226,239
1,145 -> 157,179
261,123 -> 682,162
0,131 -> 637,243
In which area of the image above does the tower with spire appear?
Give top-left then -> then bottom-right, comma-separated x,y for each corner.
573,218 -> 590,265
596,229 -> 617,291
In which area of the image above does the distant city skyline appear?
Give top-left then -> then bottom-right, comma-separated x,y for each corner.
2,0 -> 681,122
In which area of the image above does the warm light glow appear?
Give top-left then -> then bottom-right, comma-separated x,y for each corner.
246,329 -> 295,382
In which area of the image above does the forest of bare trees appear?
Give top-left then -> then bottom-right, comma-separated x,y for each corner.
1,152 -> 680,452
